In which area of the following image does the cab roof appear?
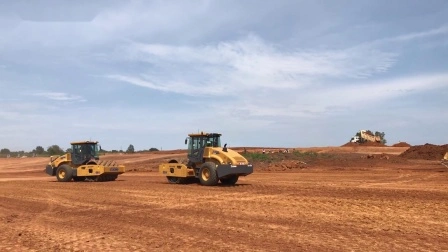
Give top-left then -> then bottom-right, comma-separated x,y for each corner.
188,132 -> 221,137
70,141 -> 99,145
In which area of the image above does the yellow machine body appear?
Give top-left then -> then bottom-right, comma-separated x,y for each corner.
46,141 -> 125,182
442,152 -> 448,169
159,132 -> 253,186
159,163 -> 195,178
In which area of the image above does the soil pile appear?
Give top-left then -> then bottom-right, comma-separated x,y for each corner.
341,141 -> 386,147
341,142 -> 357,147
392,142 -> 411,147
399,144 -> 448,160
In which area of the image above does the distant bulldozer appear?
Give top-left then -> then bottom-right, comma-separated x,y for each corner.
45,141 -> 125,182
350,130 -> 382,143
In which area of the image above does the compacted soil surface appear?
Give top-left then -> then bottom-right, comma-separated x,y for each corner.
0,146 -> 447,251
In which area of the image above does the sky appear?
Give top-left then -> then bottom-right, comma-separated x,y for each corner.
0,0 -> 447,152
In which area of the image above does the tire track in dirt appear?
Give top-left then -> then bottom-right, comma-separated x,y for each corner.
1,169 -> 448,251
96,179 -> 448,251
0,181 -> 60,251
0,182 -> 149,251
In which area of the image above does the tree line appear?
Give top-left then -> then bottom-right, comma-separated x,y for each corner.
0,144 -> 159,157
0,145 -> 65,157
107,144 -> 159,153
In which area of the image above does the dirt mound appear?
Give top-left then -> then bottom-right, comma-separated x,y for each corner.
341,141 -> 386,147
392,142 -> 411,147
399,143 -> 448,160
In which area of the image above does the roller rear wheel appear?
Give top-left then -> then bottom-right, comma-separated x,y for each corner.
56,165 -> 73,182
198,162 -> 218,186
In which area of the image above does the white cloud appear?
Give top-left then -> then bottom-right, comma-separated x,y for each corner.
32,92 -> 86,102
1,1 -> 448,150
172,72 -> 448,124
134,35 -> 396,79
314,73 -> 448,105
106,75 -> 226,96
275,73 -> 448,116
378,25 -> 448,44
108,35 -> 397,97
105,29 -> 448,122
0,1 -> 222,50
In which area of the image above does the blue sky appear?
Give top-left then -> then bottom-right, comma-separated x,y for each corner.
0,0 -> 447,151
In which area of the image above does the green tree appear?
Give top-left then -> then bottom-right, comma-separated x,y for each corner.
66,148 -> 72,153
149,148 -> 159,152
0,148 -> 10,154
375,131 -> 387,144
47,145 -> 64,156
126,144 -> 135,153
35,146 -> 45,155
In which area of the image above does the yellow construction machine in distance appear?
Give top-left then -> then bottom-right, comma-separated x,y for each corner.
45,141 -> 125,182
442,152 -> 448,169
159,132 -> 253,186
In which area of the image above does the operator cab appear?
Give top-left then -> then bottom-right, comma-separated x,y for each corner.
186,132 -> 222,163
71,141 -> 100,165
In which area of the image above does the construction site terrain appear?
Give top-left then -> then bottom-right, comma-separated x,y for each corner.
0,144 -> 447,251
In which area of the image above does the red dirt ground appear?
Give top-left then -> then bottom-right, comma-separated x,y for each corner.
399,144 -> 448,160
0,146 -> 447,251
341,141 -> 386,147
392,142 -> 412,147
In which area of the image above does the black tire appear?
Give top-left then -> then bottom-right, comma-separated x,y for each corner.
198,162 -> 218,186
56,165 -> 73,182
220,175 -> 239,185
166,176 -> 186,184
73,176 -> 85,182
